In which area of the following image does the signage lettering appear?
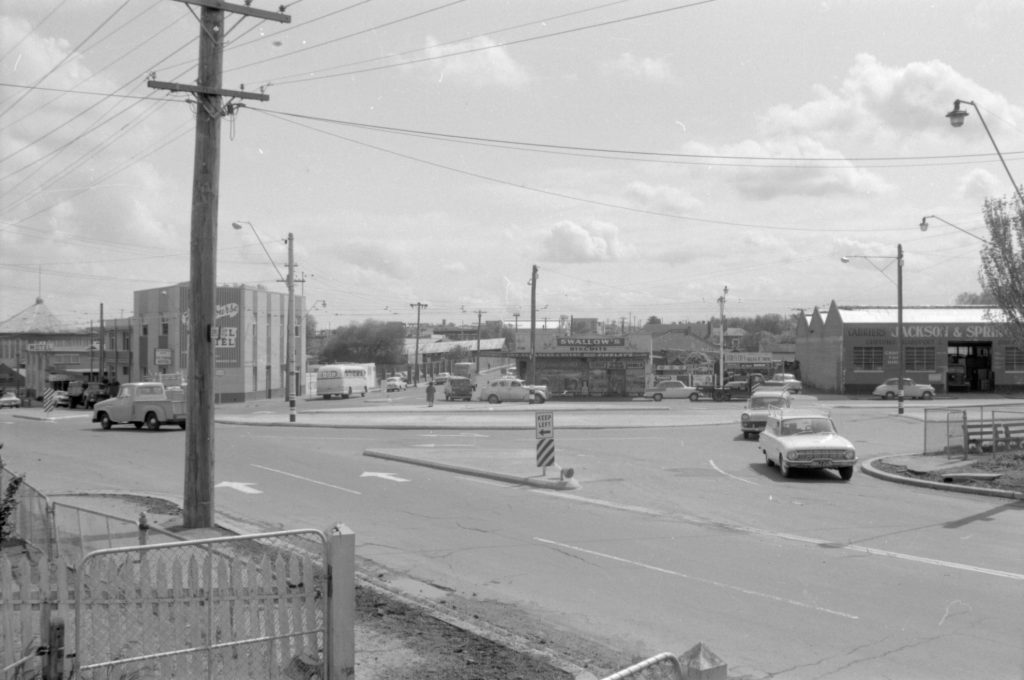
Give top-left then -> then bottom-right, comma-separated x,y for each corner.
556,337 -> 626,347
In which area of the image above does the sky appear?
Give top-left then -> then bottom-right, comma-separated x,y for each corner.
2,0 -> 1022,333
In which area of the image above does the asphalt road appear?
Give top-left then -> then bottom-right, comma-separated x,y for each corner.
2,393 -> 1022,679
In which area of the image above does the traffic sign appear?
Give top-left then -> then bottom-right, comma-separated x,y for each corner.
535,411 -> 554,439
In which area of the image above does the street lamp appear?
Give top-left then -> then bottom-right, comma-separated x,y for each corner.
232,221 -> 297,422
919,215 -> 989,244
945,99 -> 1024,207
841,244 -> 905,415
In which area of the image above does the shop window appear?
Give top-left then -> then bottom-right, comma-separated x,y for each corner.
1007,346 -> 1024,372
142,324 -> 149,336
853,346 -> 883,371
904,346 -> 935,371
161,321 -> 169,336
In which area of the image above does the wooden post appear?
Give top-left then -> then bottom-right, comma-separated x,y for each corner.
327,523 -> 356,679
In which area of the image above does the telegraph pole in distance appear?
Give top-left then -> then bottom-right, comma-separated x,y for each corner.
149,1 -> 290,529
470,309 -> 487,374
529,265 -> 538,386
717,286 -> 729,389
410,302 -> 427,387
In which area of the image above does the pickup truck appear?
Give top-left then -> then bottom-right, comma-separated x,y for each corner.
92,382 -> 187,431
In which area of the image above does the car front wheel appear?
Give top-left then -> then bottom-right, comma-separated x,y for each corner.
839,466 -> 854,481
487,395 -> 500,404
922,392 -> 933,400
652,393 -> 663,402
145,413 -> 161,430
689,393 -> 700,402
779,455 -> 791,477
99,413 -> 112,430
883,391 -> 895,400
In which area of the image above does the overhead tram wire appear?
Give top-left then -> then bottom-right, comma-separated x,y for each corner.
233,0 -> 634,87
250,108 -> 1022,169
269,0 -> 719,88
0,0 -> 132,119
0,0 -> 70,62
253,108 -> 1001,235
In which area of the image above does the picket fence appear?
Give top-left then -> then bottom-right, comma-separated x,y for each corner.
1,539 -> 327,679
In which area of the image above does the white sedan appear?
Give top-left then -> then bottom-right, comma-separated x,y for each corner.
872,378 -> 935,400
643,380 -> 699,402
758,408 -> 857,481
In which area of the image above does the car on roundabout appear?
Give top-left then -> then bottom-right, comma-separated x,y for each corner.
758,407 -> 857,481
739,389 -> 792,439
0,392 -> 21,408
477,378 -> 547,404
443,376 -> 474,401
384,376 -> 407,392
872,377 -> 935,400
643,380 -> 699,402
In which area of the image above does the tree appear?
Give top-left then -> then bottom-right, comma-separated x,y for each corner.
954,290 -> 997,305
323,320 -> 406,364
646,315 -> 663,326
979,195 -> 1024,347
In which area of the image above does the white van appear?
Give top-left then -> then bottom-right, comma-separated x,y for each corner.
317,364 -> 370,399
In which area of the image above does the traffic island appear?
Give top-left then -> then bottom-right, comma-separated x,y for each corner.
363,448 -> 581,491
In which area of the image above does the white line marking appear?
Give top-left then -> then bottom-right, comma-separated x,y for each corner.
534,537 -> 859,620
709,459 -> 757,485
252,464 -> 361,495
530,494 -> 1024,582
531,490 -> 663,516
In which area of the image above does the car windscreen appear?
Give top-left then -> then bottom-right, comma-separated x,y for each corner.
750,396 -> 786,409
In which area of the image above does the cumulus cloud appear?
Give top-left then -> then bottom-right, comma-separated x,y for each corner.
542,220 -> 636,262
419,36 -> 528,87
605,53 -> 672,82
624,181 -> 702,213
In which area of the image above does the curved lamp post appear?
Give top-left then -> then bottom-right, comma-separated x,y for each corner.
232,221 -> 297,422
946,99 -> 1024,206
841,245 -> 904,414
919,215 -> 989,244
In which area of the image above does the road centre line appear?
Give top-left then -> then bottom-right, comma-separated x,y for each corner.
251,464 -> 361,495
531,490 -> 663,516
534,537 -> 859,620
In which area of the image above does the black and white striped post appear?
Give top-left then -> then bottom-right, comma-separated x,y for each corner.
535,411 -> 555,474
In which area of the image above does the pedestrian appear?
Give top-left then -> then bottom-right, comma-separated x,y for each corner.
426,381 -> 436,407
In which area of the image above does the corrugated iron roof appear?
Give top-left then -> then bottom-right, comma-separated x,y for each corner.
836,306 -> 1005,324
0,298 -> 69,333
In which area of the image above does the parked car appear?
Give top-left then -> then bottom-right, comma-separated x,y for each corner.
758,407 -> 857,480
444,376 -> 474,401
433,372 -> 451,385
754,373 -> 802,394
52,390 -> 71,408
385,376 -> 407,392
872,377 -> 935,400
477,378 -> 546,404
643,380 -> 699,402
0,392 -> 21,408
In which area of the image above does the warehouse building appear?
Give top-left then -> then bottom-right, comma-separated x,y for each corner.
796,301 -> 1023,395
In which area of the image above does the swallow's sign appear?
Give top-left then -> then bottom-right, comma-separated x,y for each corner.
535,411 -> 554,439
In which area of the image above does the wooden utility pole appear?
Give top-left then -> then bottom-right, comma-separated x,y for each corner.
149,0 -> 289,529
410,302 -> 427,386
471,309 -> 487,373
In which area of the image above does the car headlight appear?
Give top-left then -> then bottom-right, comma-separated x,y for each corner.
846,449 -> 856,460
741,413 -> 750,423
786,451 -> 796,461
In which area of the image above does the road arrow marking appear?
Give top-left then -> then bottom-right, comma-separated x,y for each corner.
215,481 -> 262,494
361,472 -> 410,483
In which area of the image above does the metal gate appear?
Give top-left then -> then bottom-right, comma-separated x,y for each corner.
74,529 -> 328,679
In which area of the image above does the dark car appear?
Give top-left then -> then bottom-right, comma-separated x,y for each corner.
444,376 -> 474,401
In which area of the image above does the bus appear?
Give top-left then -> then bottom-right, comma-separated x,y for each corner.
452,362 -> 476,378
316,364 -> 371,399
